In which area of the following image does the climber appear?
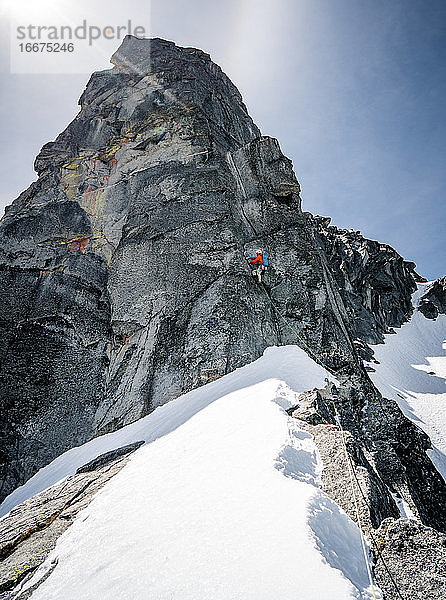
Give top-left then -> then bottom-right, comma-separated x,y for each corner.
246,249 -> 270,283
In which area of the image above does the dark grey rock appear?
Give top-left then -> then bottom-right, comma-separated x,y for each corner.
298,419 -> 399,532
75,440 -> 144,473
1,37 -> 361,498
288,389 -> 335,425
362,394 -> 446,532
418,276 -> 446,319
313,216 -> 420,355
374,518 -> 446,600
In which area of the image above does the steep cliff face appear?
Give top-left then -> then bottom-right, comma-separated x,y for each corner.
0,210 -> 110,501
1,36 -> 357,498
1,36 -> 446,599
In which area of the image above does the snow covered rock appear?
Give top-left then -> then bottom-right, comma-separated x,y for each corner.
418,276 -> 446,319
1,352 -> 384,600
0,442 -> 142,598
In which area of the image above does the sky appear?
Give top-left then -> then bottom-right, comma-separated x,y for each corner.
0,0 -> 444,278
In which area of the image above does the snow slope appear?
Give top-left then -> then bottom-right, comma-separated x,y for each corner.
369,283 -> 446,481
1,346 -> 326,518
7,346 -> 380,600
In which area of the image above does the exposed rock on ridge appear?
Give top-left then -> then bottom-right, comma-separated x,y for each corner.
418,276 -> 446,319
313,217 -> 420,358
0,443 -> 143,599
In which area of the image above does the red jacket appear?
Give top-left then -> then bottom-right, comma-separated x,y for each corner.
247,254 -> 263,265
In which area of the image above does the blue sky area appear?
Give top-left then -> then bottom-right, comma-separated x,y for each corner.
0,0 -> 444,278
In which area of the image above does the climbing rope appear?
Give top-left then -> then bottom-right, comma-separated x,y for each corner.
259,282 -> 407,600
327,381 -> 378,600
336,413 -> 407,600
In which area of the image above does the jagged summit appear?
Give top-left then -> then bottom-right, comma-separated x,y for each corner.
0,37 -> 445,600
30,36 -> 260,181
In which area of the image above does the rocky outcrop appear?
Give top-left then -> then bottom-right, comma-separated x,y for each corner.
0,36 -> 264,499
293,390 -> 446,600
0,442 -> 143,600
295,414 -> 399,533
313,216 -> 422,359
287,389 -> 336,426
374,519 -> 446,600
418,276 -> 446,319
362,393 -> 446,532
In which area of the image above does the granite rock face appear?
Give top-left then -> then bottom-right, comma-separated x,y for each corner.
0,36 -> 445,599
374,518 -> 446,600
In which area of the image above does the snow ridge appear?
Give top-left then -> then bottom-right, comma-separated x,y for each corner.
10,347 -> 380,600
